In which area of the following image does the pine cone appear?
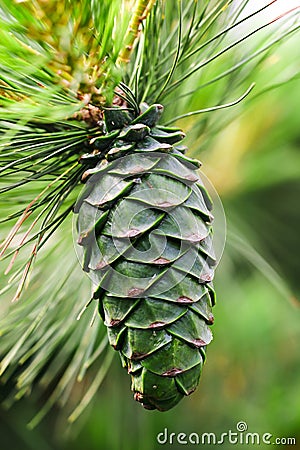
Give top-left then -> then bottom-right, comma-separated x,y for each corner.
74,102 -> 216,411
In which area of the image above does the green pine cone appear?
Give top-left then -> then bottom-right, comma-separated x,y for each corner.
75,101 -> 216,411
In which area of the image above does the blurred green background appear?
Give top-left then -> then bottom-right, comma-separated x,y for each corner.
0,5 -> 300,450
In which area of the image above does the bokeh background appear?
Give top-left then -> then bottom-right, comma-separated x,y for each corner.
0,1 -> 299,449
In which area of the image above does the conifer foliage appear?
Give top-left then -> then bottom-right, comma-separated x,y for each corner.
0,0 -> 298,421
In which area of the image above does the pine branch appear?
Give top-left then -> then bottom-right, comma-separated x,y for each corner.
117,0 -> 156,64
0,0 -> 299,427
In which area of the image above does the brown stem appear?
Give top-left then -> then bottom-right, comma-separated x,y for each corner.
117,0 -> 156,64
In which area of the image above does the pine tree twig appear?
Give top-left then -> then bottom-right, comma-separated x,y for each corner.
117,0 -> 156,64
